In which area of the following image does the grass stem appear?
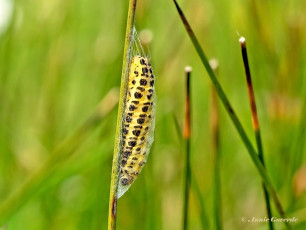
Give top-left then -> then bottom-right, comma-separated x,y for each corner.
191,170 -> 210,229
209,59 -> 222,230
172,114 -> 210,229
183,66 -> 192,230
107,0 -> 138,229
239,37 -> 274,230
172,1 -> 290,229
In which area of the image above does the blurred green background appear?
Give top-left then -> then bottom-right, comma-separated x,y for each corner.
0,0 -> 305,229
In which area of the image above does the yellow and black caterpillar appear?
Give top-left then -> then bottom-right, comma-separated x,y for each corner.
118,55 -> 155,198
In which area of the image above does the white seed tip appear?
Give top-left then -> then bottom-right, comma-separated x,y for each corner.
185,66 -> 192,73
209,58 -> 219,70
139,29 -> 153,45
239,36 -> 246,44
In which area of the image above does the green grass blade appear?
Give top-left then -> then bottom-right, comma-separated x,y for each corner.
172,1 -> 290,229
173,113 -> 210,230
107,0 -> 138,229
209,59 -> 223,230
191,170 -> 210,230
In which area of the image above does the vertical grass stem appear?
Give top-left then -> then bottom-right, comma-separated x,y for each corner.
239,37 -> 274,230
107,0 -> 138,229
183,66 -> 192,230
209,59 -> 222,230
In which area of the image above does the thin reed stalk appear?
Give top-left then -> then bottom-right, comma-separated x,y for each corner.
191,170 -> 210,230
0,89 -> 119,225
183,66 -> 192,230
172,1 -> 290,229
172,114 -> 210,230
107,0 -> 138,229
209,59 -> 222,230
239,37 -> 274,230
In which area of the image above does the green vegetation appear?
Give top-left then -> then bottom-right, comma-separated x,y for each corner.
108,0 -> 137,229
0,0 -> 305,229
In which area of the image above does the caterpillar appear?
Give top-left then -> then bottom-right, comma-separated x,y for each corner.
117,55 -> 155,198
